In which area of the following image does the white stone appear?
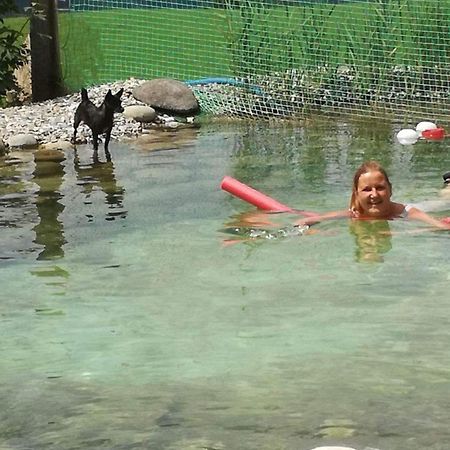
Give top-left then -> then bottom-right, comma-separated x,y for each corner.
123,105 -> 157,123
7,133 -> 38,148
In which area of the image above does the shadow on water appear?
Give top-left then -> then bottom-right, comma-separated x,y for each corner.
73,147 -> 126,222
32,149 -> 66,260
0,144 -> 128,262
0,127 -> 205,264
0,152 -> 38,261
129,126 -> 200,153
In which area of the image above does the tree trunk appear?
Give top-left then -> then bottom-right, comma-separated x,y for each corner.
30,0 -> 65,102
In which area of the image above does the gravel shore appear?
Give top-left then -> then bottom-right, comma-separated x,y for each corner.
0,78 -> 178,147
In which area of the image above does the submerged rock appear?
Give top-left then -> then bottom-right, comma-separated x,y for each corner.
34,148 -> 66,162
41,140 -> 73,151
315,426 -> 356,438
315,418 -> 357,438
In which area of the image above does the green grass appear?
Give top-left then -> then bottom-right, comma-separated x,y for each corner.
59,8 -> 233,90
2,16 -> 29,34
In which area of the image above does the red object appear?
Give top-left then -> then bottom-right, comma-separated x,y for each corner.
441,217 -> 450,225
221,176 -> 293,212
221,176 -> 317,217
422,127 -> 445,140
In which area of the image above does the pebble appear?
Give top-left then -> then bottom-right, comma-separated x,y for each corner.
0,78 -> 190,148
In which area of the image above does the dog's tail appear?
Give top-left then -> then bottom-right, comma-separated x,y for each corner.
80,88 -> 89,102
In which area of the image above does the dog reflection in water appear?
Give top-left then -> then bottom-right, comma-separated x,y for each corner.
73,148 -> 126,217
350,220 -> 392,263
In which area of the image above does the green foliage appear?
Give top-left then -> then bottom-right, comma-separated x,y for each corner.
217,0 -> 450,117
0,0 -> 29,98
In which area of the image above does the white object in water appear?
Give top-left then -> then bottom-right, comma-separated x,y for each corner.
309,447 -> 357,450
416,121 -> 437,135
396,128 -> 419,145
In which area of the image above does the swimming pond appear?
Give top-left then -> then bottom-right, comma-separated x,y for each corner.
1,119 -> 450,450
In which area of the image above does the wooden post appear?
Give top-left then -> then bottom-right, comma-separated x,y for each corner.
30,0 -> 65,101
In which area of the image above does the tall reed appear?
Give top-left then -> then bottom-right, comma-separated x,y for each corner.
221,0 -> 450,115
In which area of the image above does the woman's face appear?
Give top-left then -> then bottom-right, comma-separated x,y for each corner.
355,170 -> 392,218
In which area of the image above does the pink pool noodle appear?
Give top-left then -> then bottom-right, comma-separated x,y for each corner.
221,176 -> 293,212
220,176 -> 322,219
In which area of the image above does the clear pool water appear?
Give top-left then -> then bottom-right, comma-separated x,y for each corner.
1,119 -> 450,450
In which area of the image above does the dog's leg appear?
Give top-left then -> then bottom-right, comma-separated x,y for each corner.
93,148 -> 99,163
105,149 -> 111,162
104,127 -> 112,152
92,131 -> 99,151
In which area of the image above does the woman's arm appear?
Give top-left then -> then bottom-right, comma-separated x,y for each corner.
294,209 -> 351,226
407,207 -> 450,230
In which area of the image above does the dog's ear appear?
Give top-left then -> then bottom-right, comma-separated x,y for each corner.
115,88 -> 124,98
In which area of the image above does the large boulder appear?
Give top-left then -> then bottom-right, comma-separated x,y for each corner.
133,78 -> 200,116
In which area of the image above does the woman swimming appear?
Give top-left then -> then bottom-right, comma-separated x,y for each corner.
221,160 -> 450,245
295,160 -> 450,229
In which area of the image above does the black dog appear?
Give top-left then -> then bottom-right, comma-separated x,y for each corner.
72,87 -> 124,153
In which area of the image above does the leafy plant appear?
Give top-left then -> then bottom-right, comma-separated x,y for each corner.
0,0 -> 30,101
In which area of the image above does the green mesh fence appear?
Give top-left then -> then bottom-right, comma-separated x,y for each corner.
60,0 -> 450,121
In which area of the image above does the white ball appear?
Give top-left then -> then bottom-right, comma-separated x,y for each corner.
396,128 -> 419,145
309,447 -> 357,450
416,121 -> 437,133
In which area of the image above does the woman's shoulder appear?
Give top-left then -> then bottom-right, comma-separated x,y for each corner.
395,202 -> 410,218
398,203 -> 432,220
390,201 -> 413,218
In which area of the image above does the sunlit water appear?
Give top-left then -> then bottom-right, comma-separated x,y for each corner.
1,119 -> 450,450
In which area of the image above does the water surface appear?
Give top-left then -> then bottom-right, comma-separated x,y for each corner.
1,119 -> 450,450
